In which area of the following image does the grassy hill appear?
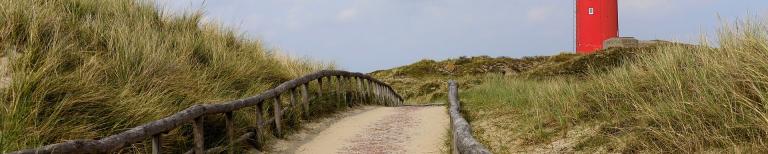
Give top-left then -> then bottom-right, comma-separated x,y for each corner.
373,21 -> 768,152
460,35 -> 768,153
369,44 -> 672,104
370,55 -> 557,103
0,0 -> 329,152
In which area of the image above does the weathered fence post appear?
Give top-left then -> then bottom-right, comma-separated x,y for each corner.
368,81 -> 380,105
346,77 -> 353,105
326,76 -> 332,105
317,78 -> 324,109
387,89 -> 393,106
385,86 -> 390,106
448,81 -> 491,154
347,76 -> 352,105
355,77 -> 362,105
225,112 -> 235,154
335,76 -> 343,107
375,84 -> 383,105
372,83 -> 379,105
289,89 -> 297,108
365,79 -> 376,104
387,90 -> 393,106
289,88 -> 299,121
318,77 -> 324,97
301,84 -> 309,119
362,79 -> 369,104
329,76 -> 336,107
349,77 -> 356,105
254,102 -> 264,148
339,76 -> 347,107
193,117 -> 205,154
10,70 -> 409,154
273,96 -> 283,138
381,85 -> 387,106
151,134 -> 162,154
378,85 -> 385,106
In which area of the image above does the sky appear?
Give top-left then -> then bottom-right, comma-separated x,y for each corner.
156,0 -> 768,72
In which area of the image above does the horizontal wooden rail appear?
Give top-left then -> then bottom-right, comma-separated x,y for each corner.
12,70 -> 404,154
448,80 -> 492,154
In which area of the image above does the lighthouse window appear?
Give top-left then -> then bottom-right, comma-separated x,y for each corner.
588,8 -> 594,15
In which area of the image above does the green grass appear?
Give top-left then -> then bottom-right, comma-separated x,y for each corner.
0,0 -> 331,152
370,56 -> 554,104
460,75 -> 580,152
460,19 -> 768,153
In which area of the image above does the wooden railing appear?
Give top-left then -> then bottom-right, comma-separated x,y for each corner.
448,80 -> 491,154
12,70 -> 404,154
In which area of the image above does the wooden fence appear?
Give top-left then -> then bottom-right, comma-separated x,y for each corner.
12,70 -> 404,154
448,80 -> 491,154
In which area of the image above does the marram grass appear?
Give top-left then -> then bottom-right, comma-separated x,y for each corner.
0,0 -> 330,152
461,19 -> 768,153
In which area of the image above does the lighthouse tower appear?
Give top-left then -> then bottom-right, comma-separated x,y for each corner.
576,0 -> 619,54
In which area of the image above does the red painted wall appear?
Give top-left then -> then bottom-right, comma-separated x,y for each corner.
576,0 -> 619,54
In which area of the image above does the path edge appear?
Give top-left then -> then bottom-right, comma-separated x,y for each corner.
448,80 -> 492,154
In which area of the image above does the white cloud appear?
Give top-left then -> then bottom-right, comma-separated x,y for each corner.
527,6 -> 554,22
336,8 -> 358,22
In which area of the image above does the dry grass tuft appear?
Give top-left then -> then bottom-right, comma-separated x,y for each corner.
461,18 -> 768,153
0,0 -> 328,152
369,56 -> 553,104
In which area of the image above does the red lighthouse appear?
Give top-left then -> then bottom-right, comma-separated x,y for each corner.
576,0 -> 619,54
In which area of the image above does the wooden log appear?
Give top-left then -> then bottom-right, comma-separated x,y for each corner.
341,76 -> 349,107
9,70 -> 406,154
364,79 -> 371,104
385,86 -> 391,106
346,76 -> 350,106
289,88 -> 298,121
384,85 -> 389,105
382,87 -> 388,106
350,77 -> 356,104
385,90 -> 391,106
353,77 -> 358,104
193,117 -> 205,154
359,79 -> 365,104
273,96 -> 283,138
317,78 -> 324,109
340,76 -> 346,107
225,112 -> 235,154
151,134 -> 161,154
374,84 -> 380,105
328,78 -> 332,100
377,84 -> 383,105
387,91 -> 393,106
447,81 -> 491,154
391,89 -> 396,105
301,84 -> 309,119
353,77 -> 361,105
369,82 -> 375,105
390,91 -> 396,106
186,132 -> 255,154
336,76 -> 346,107
347,77 -> 353,104
254,102 -> 264,148
317,78 -> 324,97
363,80 -> 367,103
386,86 -> 393,106
290,89 -> 297,108
335,76 -> 342,107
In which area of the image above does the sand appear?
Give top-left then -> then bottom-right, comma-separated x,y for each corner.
290,106 -> 449,154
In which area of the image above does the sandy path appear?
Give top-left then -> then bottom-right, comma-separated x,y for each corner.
294,106 -> 449,154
